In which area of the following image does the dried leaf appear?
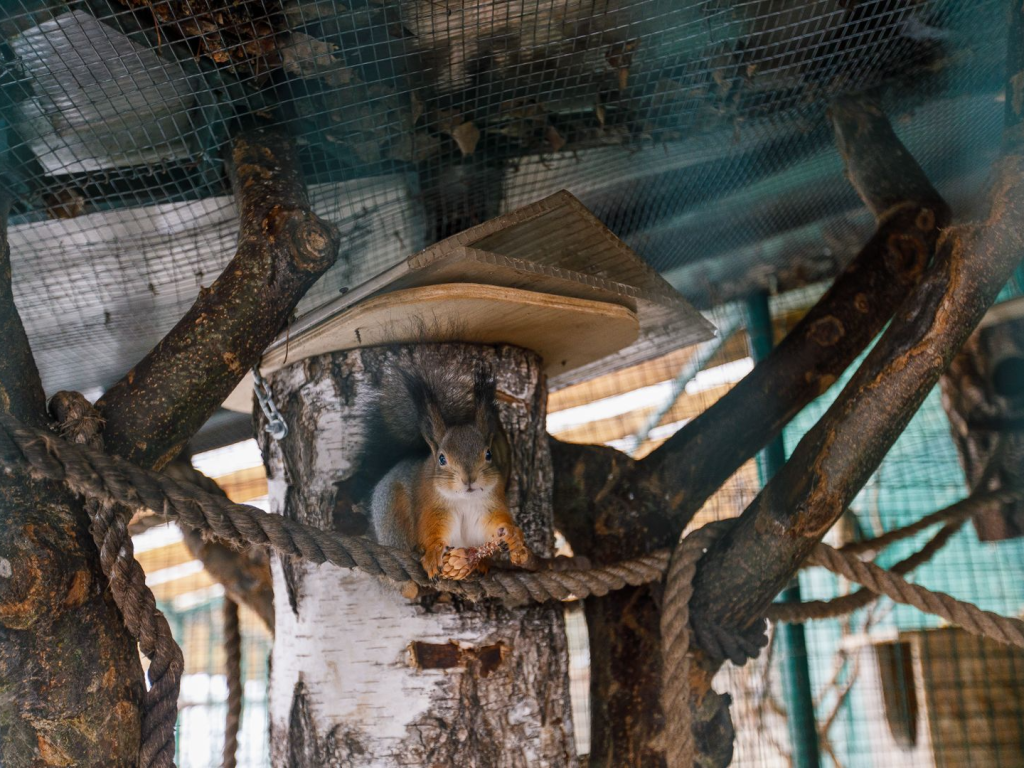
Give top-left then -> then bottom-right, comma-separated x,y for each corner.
618,67 -> 629,91
545,125 -> 566,153
45,187 -> 85,220
279,32 -> 352,86
450,121 -> 481,156
595,101 -> 606,127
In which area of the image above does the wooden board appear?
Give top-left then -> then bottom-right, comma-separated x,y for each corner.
250,191 -> 715,397
275,243 -> 639,354
222,284 -> 638,412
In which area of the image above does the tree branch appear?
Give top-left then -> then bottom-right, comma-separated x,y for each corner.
641,94 -> 951,530
1,166 -> 143,767
0,191 -> 47,429
685,9 -> 1024,762
550,95 -> 950,765
96,127 -> 340,469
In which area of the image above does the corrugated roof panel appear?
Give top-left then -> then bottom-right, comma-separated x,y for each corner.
10,10 -> 195,174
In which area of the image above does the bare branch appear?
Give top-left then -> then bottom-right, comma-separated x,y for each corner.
551,95 -> 950,767
685,10 -> 1024,762
96,127 -> 340,469
642,94 -> 951,530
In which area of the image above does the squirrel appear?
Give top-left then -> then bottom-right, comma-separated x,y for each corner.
369,364 -> 531,581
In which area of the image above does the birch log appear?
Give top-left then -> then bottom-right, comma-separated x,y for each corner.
257,343 -> 578,766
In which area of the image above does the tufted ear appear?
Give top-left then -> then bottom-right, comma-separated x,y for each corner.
473,369 -> 498,435
419,400 -> 446,454
399,368 -> 447,453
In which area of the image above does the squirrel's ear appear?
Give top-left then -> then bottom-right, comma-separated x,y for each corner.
473,370 -> 497,434
420,401 -> 446,453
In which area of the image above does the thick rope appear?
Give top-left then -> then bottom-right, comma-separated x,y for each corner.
768,518 -> 966,622
5,410 -> 1023,634
0,413 -> 668,606
8,398 -> 1024,768
658,488 -> 1023,768
660,521 -> 732,768
47,393 -> 183,768
222,597 -> 243,768
805,542 -> 1024,646
5,410 -> 1023,636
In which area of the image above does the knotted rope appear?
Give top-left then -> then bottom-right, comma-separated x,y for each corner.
4,410 -> 1022,626
659,459 -> 1023,768
0,412 -> 668,605
4,408 -> 1024,768
46,392 -> 182,768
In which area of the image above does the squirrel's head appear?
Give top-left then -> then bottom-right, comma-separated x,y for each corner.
418,371 -> 507,497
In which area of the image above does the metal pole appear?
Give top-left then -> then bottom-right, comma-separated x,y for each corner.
746,291 -> 821,768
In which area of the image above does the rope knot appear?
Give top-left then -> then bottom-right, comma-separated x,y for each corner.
48,390 -> 105,448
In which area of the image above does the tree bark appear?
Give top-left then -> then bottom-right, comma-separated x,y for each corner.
685,8 -> 1024,761
940,318 -> 1024,540
258,343 -> 577,766
0,193 -> 144,765
0,126 -> 336,763
96,126 -> 340,470
552,93 -> 950,768
0,194 -> 46,430
643,94 -> 951,529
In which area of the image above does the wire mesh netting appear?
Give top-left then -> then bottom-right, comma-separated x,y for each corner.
3,0 -> 1024,766
0,0 -> 1011,419
127,288 -> 1024,766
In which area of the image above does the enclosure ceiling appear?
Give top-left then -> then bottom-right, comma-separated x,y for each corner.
0,0 -> 1010,450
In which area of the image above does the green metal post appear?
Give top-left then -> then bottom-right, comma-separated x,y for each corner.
746,291 -> 821,768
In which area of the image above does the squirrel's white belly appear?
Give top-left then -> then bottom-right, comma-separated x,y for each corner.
444,494 -> 493,549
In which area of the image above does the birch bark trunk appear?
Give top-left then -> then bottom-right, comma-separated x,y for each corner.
257,343 -> 578,766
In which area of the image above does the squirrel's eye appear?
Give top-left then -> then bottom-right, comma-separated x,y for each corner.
438,453 -> 447,466
485,449 -> 492,462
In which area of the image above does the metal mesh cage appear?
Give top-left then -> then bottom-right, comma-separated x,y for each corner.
0,0 -> 1009,412
3,1 -> 1024,766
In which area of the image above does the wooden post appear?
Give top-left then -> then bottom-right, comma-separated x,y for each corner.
257,343 -> 578,766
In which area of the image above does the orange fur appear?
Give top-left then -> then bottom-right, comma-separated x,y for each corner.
372,367 -> 530,580
412,461 -> 527,579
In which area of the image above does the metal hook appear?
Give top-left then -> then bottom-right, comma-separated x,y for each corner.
252,366 -> 288,441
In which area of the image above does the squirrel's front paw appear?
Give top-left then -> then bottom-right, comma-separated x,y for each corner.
422,548 -> 445,580
495,525 -> 530,567
441,547 -> 478,580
